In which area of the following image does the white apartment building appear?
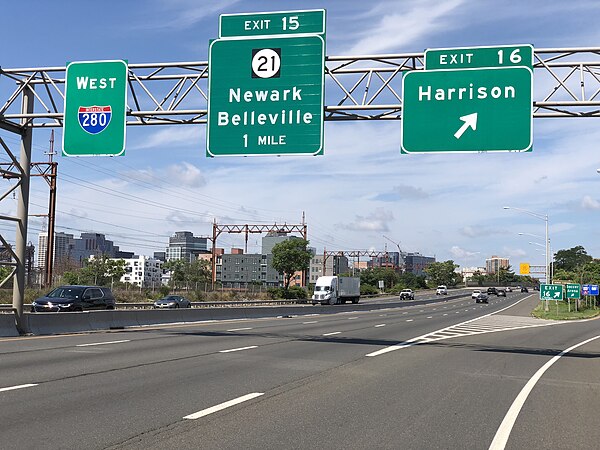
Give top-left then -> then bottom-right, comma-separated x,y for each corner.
460,266 -> 487,281
119,256 -> 164,288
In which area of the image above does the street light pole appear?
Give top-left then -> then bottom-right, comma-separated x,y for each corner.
504,206 -> 550,285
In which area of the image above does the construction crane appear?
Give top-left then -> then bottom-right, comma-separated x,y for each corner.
382,235 -> 406,271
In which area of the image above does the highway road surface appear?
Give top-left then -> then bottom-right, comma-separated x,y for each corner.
1,291 -> 599,449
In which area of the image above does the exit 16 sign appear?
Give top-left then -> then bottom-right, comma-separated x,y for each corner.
63,60 -> 128,156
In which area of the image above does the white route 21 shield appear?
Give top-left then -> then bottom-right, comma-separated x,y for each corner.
78,105 -> 112,134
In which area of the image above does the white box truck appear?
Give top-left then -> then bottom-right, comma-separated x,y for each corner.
311,276 -> 360,305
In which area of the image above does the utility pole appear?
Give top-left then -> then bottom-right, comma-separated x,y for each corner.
25,131 -> 58,287
44,131 -> 57,287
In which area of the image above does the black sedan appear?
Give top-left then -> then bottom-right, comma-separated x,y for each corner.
153,295 -> 191,309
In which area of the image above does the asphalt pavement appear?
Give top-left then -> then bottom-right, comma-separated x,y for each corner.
1,291 -> 598,449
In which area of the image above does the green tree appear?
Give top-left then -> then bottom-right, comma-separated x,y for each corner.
359,267 -> 400,290
554,246 -> 593,272
397,271 -> 427,289
163,259 -> 210,289
62,255 -> 126,286
425,260 -> 460,287
271,239 -> 312,291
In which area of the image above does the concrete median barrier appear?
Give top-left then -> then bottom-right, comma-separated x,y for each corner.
107,310 -> 140,329
135,309 -> 185,326
0,313 -> 19,337
24,312 -> 93,335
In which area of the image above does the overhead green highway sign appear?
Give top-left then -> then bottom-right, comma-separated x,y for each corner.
219,9 -> 326,38
425,44 -> 533,70
401,66 -> 532,153
207,10 -> 325,157
63,60 -> 128,157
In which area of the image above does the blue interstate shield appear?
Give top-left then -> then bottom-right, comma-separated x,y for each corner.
78,106 -> 112,134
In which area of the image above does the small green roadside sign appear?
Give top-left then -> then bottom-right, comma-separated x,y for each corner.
566,283 -> 581,299
401,66 -> 532,153
63,60 -> 128,157
425,44 -> 533,70
540,284 -> 563,300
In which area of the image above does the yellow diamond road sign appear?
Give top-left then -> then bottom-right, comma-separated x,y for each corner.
519,263 -> 530,275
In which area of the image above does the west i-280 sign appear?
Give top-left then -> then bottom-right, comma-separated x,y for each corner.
62,60 -> 128,157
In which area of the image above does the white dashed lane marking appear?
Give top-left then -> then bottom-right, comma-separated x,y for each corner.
0,384 -> 38,393
76,340 -> 130,347
184,393 -> 264,420
219,346 -> 258,353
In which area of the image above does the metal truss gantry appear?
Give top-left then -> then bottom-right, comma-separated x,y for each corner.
211,220 -> 308,289
2,47 -> 600,333
2,47 -> 600,130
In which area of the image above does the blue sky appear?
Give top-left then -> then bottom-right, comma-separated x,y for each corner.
1,0 -> 600,271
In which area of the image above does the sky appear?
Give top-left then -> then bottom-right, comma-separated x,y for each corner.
1,0 -> 600,272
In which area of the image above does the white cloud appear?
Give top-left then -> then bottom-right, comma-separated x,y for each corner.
165,163 -> 206,188
582,195 -> 600,210
449,246 -> 479,259
144,0 -> 242,30
338,208 -> 395,232
342,0 -> 464,55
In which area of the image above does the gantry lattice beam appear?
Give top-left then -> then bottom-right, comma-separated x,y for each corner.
1,47 -> 600,131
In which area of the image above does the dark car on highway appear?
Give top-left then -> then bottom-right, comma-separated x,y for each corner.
487,287 -> 498,296
521,286 -> 529,293
153,295 -> 191,309
497,289 -> 506,297
31,286 -> 116,312
475,292 -> 489,303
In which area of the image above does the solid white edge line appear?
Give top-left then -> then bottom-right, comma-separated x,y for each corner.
302,321 -> 318,324
322,332 -> 341,336
226,327 -> 253,332
0,383 -> 38,393
489,335 -> 600,450
219,346 -> 258,353
76,340 -> 130,347
183,392 -> 264,420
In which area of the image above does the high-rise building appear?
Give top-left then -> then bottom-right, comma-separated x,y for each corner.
71,232 -> 122,266
486,256 -> 509,274
404,253 -> 436,276
37,231 -> 75,269
166,231 -> 209,262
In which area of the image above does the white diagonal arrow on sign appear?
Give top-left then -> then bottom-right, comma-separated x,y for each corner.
454,112 -> 478,139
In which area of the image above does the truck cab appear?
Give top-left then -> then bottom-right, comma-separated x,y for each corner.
312,276 -> 338,305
